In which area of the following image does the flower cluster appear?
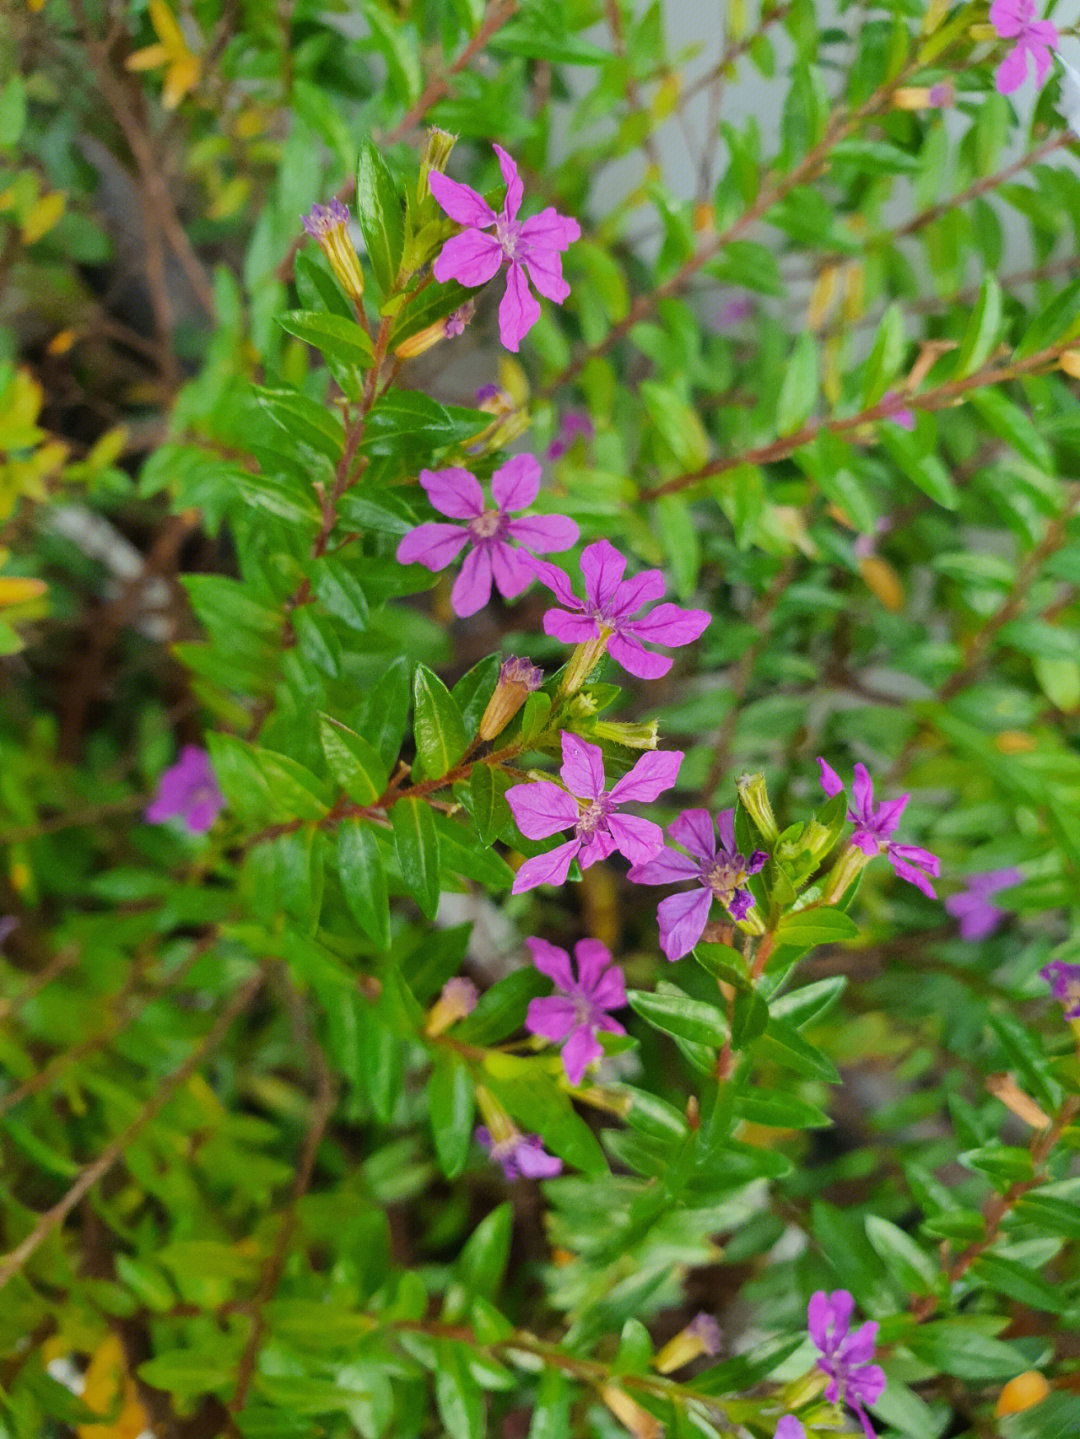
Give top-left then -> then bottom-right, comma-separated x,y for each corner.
990,0 -> 1057,95
818,759 -> 940,898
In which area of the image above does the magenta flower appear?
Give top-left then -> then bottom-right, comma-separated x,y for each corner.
775,1421 -> 806,1439
818,759 -> 940,898
808,1290 -> 886,1439
881,390 -> 915,429
525,937 -> 627,1084
506,733 -> 683,893
945,868 -> 1022,940
530,539 -> 711,680
629,809 -> 768,961
1041,960 -> 1080,1019
146,745 -> 224,834
476,1127 -> 562,1179
990,0 -> 1057,94
428,144 -> 581,352
395,455 -> 578,618
547,409 -> 594,460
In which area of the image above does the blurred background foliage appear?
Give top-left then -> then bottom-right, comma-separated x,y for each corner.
1,0 -> 1080,1436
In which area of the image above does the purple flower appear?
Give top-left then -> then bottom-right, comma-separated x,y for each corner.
990,0 -> 1057,94
530,539 -> 711,680
881,390 -> 915,429
429,144 -> 581,352
714,291 -> 755,330
146,745 -> 224,834
476,1127 -> 562,1179
525,937 -> 627,1084
945,868 -> 1022,940
928,80 -> 955,107
443,303 -> 474,337
775,1421 -> 806,1439
629,809 -> 768,961
807,1290 -> 886,1439
818,759 -> 940,899
301,197 -> 350,237
506,732 -> 683,893
1041,960 -> 1080,1019
547,409 -> 594,460
395,456 -> 578,618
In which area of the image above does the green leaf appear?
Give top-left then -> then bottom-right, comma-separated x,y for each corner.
756,1017 -> 840,1082
776,907 -> 859,948
359,656 -> 411,767
627,986 -> 728,1048
456,968 -> 548,1046
999,1394 -> 1080,1439
953,274 -> 1002,377
528,1369 -> 570,1439
364,390 -> 487,446
878,424 -> 958,508
391,278 -> 475,345
972,1253 -> 1065,1314
0,76 -> 27,149
294,249 -> 352,318
908,1321 -> 1028,1380
414,664 -> 469,779
256,385 -> 345,461
138,1349 -> 234,1399
470,762 -> 509,845
775,332 -> 818,437
430,1055 -> 475,1179
434,812 -> 514,889
355,139 -> 404,296
434,1345 -> 485,1439
1015,275 -> 1080,359
861,302 -> 906,406
734,1088 -> 830,1129
457,1202 -> 512,1299
640,380 -> 710,471
338,820 -> 391,949
319,714 -> 389,803
865,1215 -> 936,1293
482,1053 -> 607,1175
392,798 -> 441,918
277,310 -> 374,368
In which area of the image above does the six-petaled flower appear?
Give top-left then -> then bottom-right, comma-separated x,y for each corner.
396,456 -> 578,617
506,732 -> 683,892
629,808 -> 768,961
529,538 -> 711,680
476,1127 -> 562,1179
146,745 -> 224,834
1041,960 -> 1080,1019
945,868 -> 1022,940
429,144 -> 581,352
818,759 -> 940,898
807,1289 -> 886,1439
525,936 -> 626,1084
990,0 -> 1058,94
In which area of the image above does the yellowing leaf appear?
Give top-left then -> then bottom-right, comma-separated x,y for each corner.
21,191 -> 65,245
0,577 -> 47,609
77,1333 -> 150,1439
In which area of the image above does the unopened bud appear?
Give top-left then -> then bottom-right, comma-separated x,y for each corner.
424,976 -> 478,1037
1060,350 -> 1080,379
301,199 -> 365,302
474,1084 -> 516,1144
655,1314 -> 722,1373
395,302 -> 475,359
995,1371 -> 1051,1417
599,1387 -> 662,1439
736,773 -> 780,845
418,127 -> 457,203
560,634 -> 609,697
588,719 -> 659,750
822,843 -> 872,903
478,656 -> 544,741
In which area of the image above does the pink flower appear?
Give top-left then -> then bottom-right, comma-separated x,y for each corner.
146,745 -> 224,834
881,390 -> 915,429
525,937 -> 626,1084
990,0 -> 1057,94
807,1290 -> 886,1439
506,732 -> 683,893
945,868 -> 1022,940
547,409 -> 594,460
1041,960 -> 1080,1019
476,1127 -> 562,1179
529,539 -> 711,680
818,759 -> 940,898
395,455 -> 578,617
428,144 -> 581,352
629,809 -> 768,961
775,1422 -> 806,1439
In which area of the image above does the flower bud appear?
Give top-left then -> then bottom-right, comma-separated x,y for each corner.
560,634 -> 610,696
301,199 -> 365,303
474,1083 -> 516,1144
424,977 -> 478,1037
822,843 -> 872,903
600,1387 -> 662,1439
655,1314 -> 722,1373
588,719 -> 659,751
394,302 -> 476,359
1060,350 -> 1080,379
418,127 -> 457,203
736,772 -> 779,845
478,656 -> 544,741
996,1371 -> 1051,1417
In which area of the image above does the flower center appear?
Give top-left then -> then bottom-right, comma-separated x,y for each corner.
704,859 -> 747,899
470,509 -> 504,541
495,217 -> 521,259
576,798 -> 608,837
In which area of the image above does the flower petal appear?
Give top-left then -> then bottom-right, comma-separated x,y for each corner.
451,545 -> 494,616
989,0 -> 1024,37
609,748 -> 684,804
526,994 -> 578,1042
492,143 -> 523,223
628,602 -> 712,647
529,555 -> 582,608
609,568 -> 667,618
561,1024 -> 603,1084
560,731 -> 606,800
506,780 -> 579,839
420,466 -> 485,518
668,808 -> 718,863
628,846 -> 702,885
995,42 -> 1029,93
427,170 -> 497,227
580,538 -> 627,610
519,207 -> 582,251
817,758 -> 845,798
505,513 -> 580,553
433,229 -> 505,288
578,827 -> 618,868
522,245 -> 570,303
655,885 -> 713,961
850,763 -> 876,823
498,260 -> 541,352
396,522 -> 470,570
490,541 -> 533,601
544,608 -> 601,644
526,936 -> 575,990
513,1136 -> 562,1178
607,812 -> 665,866
574,938 -> 613,995
491,452 -> 542,512
607,632 -> 672,679
715,808 -> 737,857
511,838 -> 581,893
